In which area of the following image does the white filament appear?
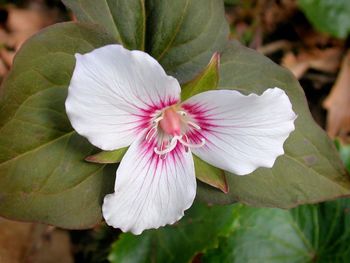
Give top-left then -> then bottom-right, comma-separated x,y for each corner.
187,121 -> 201,130
153,116 -> 163,124
145,115 -> 164,142
154,137 -> 179,155
179,137 -> 206,148
145,126 -> 157,142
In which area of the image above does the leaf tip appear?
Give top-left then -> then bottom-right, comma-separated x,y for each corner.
85,155 -> 98,163
222,180 -> 229,194
210,52 -> 221,65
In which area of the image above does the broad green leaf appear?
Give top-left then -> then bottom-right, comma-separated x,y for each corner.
146,0 -> 229,83
86,148 -> 127,164
181,52 -> 220,101
203,206 -> 311,263
291,200 -> 350,262
298,0 -> 350,38
0,22 -> 118,229
203,199 -> 350,262
108,202 -> 237,263
62,0 -> 146,50
64,0 -> 229,83
196,41 -> 350,208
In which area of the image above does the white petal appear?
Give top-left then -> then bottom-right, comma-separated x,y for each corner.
102,133 -> 196,235
182,88 -> 297,175
65,44 -> 181,150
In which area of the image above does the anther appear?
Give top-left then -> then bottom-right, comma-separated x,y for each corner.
154,137 -> 179,155
177,111 -> 187,116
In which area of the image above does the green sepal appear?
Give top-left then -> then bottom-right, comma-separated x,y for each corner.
194,156 -> 229,194
85,148 -> 128,164
181,52 -> 220,101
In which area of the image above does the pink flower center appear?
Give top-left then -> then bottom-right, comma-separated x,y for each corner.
145,106 -> 205,158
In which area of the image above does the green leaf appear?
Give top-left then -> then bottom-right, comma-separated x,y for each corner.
181,52 -> 220,101
146,0 -> 229,83
63,0 -> 229,82
86,148 -> 128,164
62,0 -> 146,50
108,202 -> 237,263
197,41 -> 350,208
64,0 -> 229,83
203,199 -> 350,262
298,0 -> 350,38
203,206 -> 312,262
0,22 -> 118,229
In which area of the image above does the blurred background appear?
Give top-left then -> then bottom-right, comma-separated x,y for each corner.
1,0 -> 350,262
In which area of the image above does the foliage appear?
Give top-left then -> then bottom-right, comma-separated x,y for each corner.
108,202 -> 237,263
203,199 -> 350,263
298,0 -> 350,38
62,0 -> 228,83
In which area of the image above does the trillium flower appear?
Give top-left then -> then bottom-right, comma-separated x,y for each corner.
65,44 -> 296,234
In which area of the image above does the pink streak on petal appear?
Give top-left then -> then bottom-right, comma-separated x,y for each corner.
182,102 -> 220,140
182,103 -> 219,128
135,135 -> 187,180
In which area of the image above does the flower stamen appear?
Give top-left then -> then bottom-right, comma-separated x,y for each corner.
179,135 -> 205,148
153,116 -> 163,124
159,141 -> 168,160
146,109 -> 206,157
154,136 -> 179,155
145,126 -> 157,142
188,121 -> 201,130
177,110 -> 187,116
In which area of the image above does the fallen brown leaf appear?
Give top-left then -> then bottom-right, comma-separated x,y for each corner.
257,40 -> 292,55
282,51 -> 310,79
0,218 -> 73,263
282,48 -> 342,79
0,4 -> 60,79
323,50 -> 350,138
0,218 -> 33,263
